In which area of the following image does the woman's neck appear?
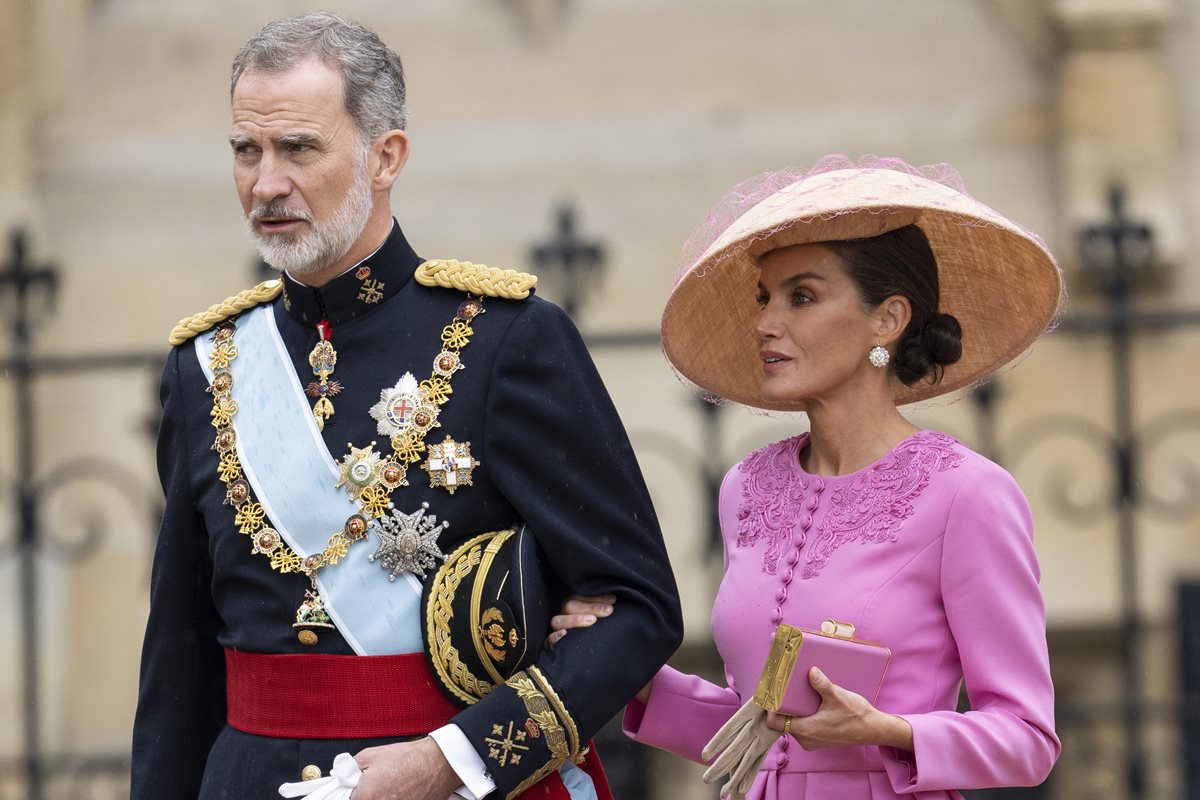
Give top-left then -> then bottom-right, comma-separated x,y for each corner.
801,391 -> 920,477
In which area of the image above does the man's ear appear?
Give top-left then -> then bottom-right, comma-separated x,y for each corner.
372,129 -> 410,192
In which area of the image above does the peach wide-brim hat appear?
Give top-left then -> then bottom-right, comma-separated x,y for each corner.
660,157 -> 1065,410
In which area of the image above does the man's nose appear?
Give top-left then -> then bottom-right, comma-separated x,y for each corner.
252,153 -> 292,204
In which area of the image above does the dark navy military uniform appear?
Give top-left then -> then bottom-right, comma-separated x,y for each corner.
131,223 -> 683,799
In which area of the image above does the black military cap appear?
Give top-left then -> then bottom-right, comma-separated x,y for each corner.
423,525 -> 550,706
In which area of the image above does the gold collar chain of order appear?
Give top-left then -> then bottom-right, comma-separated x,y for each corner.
205,295 -> 485,644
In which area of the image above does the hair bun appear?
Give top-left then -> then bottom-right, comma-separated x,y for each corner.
922,313 -> 963,367
894,312 -> 963,387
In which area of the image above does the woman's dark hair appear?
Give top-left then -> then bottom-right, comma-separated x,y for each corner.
823,225 -> 963,387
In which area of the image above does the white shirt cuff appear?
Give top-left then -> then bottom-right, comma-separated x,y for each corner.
429,724 -> 496,799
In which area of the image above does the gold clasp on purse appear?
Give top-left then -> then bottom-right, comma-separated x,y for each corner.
819,619 -> 856,640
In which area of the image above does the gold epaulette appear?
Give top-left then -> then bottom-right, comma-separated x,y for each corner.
414,259 -> 537,300
167,279 -> 284,346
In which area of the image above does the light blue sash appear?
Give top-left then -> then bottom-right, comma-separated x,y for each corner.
559,762 -> 597,800
194,306 -> 423,655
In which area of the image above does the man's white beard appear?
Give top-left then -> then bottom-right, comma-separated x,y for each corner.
247,152 -> 374,277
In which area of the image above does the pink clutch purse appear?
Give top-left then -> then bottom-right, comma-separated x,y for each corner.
752,620 -> 892,717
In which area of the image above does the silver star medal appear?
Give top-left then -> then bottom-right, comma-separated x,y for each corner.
368,501 -> 449,581
369,372 -> 439,439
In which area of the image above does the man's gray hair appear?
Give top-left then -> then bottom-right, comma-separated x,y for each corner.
231,11 -> 408,141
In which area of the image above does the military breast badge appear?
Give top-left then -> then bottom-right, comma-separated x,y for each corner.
336,443 -> 408,498
368,502 -> 449,581
369,373 -> 440,440
424,435 -> 479,494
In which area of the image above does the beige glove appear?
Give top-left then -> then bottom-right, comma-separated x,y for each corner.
700,699 -> 782,800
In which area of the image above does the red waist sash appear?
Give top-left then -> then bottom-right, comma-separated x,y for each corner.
223,649 -> 613,800
224,649 -> 459,739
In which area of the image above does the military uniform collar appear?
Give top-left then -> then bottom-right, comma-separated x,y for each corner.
279,220 -> 421,327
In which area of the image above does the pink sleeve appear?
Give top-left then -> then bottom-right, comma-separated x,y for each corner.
622,665 -> 743,764
882,464 -> 1061,793
623,464 -> 746,763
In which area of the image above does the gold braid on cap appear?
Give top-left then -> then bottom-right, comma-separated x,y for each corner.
168,280 -> 284,346
415,259 -> 537,300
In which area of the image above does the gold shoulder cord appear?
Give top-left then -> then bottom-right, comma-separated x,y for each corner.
415,259 -> 537,300
168,279 -> 283,346
172,258 -> 533,347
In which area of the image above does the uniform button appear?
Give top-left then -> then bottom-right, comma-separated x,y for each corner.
770,609 -> 782,623
786,551 -> 799,566
775,588 -> 787,602
301,765 -> 322,781
776,753 -> 788,768
783,569 -> 794,582
799,514 -> 812,529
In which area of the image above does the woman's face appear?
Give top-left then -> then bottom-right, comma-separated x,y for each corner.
754,243 -> 882,406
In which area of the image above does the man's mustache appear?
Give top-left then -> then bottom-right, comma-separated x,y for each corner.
248,205 -> 313,224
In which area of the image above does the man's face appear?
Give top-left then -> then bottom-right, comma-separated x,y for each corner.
230,57 -> 373,276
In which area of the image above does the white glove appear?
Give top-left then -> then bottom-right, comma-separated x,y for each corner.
278,753 -> 362,800
700,699 -> 782,800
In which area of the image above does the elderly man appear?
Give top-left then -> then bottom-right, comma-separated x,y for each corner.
131,12 -> 682,800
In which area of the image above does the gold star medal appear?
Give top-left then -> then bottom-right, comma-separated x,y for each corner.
336,443 -> 383,498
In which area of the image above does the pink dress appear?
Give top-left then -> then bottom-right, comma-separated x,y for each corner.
624,431 -> 1059,799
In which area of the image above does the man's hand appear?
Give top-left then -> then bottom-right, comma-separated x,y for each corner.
546,593 -> 616,646
352,737 -> 461,800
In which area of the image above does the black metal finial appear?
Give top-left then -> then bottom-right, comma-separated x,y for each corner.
530,203 -> 606,319
0,228 -> 59,344
1078,183 -> 1155,297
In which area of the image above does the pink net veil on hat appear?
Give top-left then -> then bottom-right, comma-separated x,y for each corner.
677,155 -> 980,284
661,154 -> 1066,411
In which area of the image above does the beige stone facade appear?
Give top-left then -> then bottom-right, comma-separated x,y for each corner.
2,0 -> 1199,796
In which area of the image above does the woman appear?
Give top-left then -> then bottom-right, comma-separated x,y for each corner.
553,156 -> 1062,799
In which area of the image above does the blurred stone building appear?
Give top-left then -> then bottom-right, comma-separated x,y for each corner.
1,0 -> 1199,797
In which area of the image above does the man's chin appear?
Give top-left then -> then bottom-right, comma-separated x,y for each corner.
256,244 -> 343,279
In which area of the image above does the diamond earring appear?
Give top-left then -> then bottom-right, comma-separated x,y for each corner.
868,345 -> 890,368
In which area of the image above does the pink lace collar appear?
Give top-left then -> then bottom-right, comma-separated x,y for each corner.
736,430 -> 965,577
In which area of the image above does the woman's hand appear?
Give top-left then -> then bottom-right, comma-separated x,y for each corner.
545,594 -> 650,703
546,593 -> 616,646
766,667 -> 913,752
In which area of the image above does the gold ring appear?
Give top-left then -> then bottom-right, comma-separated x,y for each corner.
783,715 -> 793,736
